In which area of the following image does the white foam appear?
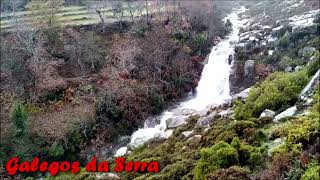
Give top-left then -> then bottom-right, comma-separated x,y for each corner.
115,7 -> 247,154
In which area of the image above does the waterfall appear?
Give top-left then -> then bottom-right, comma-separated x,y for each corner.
115,7 -> 247,156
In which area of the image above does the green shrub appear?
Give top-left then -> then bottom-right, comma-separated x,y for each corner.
248,152 -> 262,168
229,121 -> 257,136
271,143 -> 302,157
208,166 -> 251,180
301,162 -> 320,180
148,91 -> 167,114
10,101 -> 28,136
306,50 -> 320,77
279,32 -> 289,48
278,56 -> 303,70
286,111 -> 319,144
44,89 -> 64,102
159,160 -> 194,179
194,33 -> 207,53
194,141 -> 239,179
173,32 -> 189,44
285,160 -> 304,180
49,142 -> 64,159
230,137 -> 263,168
215,130 -> 238,143
134,23 -> 151,37
230,137 -> 241,149
235,71 -> 309,119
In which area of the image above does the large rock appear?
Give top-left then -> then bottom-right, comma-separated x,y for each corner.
164,130 -> 174,138
196,116 -> 212,127
274,106 -> 297,122
232,88 -> 251,100
300,47 -> 316,58
96,173 -> 120,180
144,116 -> 160,128
115,147 -> 127,157
295,66 -> 303,72
182,130 -> 194,138
260,109 -> 276,118
187,135 -> 202,144
219,109 -> 234,118
166,116 -> 188,128
196,111 -> 217,127
244,60 -> 255,78
285,66 -> 293,72
172,108 -> 197,116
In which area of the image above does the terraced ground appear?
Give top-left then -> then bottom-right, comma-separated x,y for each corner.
0,5 -> 158,31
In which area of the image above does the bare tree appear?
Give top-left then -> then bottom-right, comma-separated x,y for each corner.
125,0 -> 135,21
87,0 -> 109,26
145,0 -> 149,24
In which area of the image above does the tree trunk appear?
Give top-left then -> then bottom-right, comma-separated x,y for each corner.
145,0 -> 149,24
96,10 -> 105,24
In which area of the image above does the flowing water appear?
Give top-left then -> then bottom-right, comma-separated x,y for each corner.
115,7 -> 247,156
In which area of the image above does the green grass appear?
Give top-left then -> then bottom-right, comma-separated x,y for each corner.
0,5 -> 160,30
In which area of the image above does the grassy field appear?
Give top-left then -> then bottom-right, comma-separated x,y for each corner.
0,5 -> 159,31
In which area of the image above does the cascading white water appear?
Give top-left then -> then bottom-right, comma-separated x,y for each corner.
115,7 -> 247,156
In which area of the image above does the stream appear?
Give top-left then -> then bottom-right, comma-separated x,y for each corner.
115,7 -> 247,157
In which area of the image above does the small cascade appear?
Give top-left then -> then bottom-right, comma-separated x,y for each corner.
115,7 -> 248,157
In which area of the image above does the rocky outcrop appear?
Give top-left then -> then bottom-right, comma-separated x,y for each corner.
166,116 -> 188,128
187,135 -> 202,144
229,60 -> 256,94
285,66 -> 293,72
244,60 -> 255,78
232,88 -> 251,100
260,109 -> 276,118
196,111 -> 217,127
144,116 -> 160,128
300,46 -> 316,59
96,173 -> 120,180
274,106 -> 297,122
182,130 -> 194,138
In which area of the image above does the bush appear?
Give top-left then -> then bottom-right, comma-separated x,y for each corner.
306,50 -> 320,77
49,142 -> 64,159
301,162 -> 320,180
285,160 -> 304,180
10,101 -> 28,136
278,56 -> 303,70
279,32 -> 289,48
44,89 -> 64,103
194,33 -> 208,54
148,91 -> 167,114
208,166 -> 251,180
159,160 -> 194,179
286,111 -> 319,144
194,141 -> 239,179
271,143 -> 302,157
229,121 -> 257,136
134,23 -> 151,37
235,71 -> 309,119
